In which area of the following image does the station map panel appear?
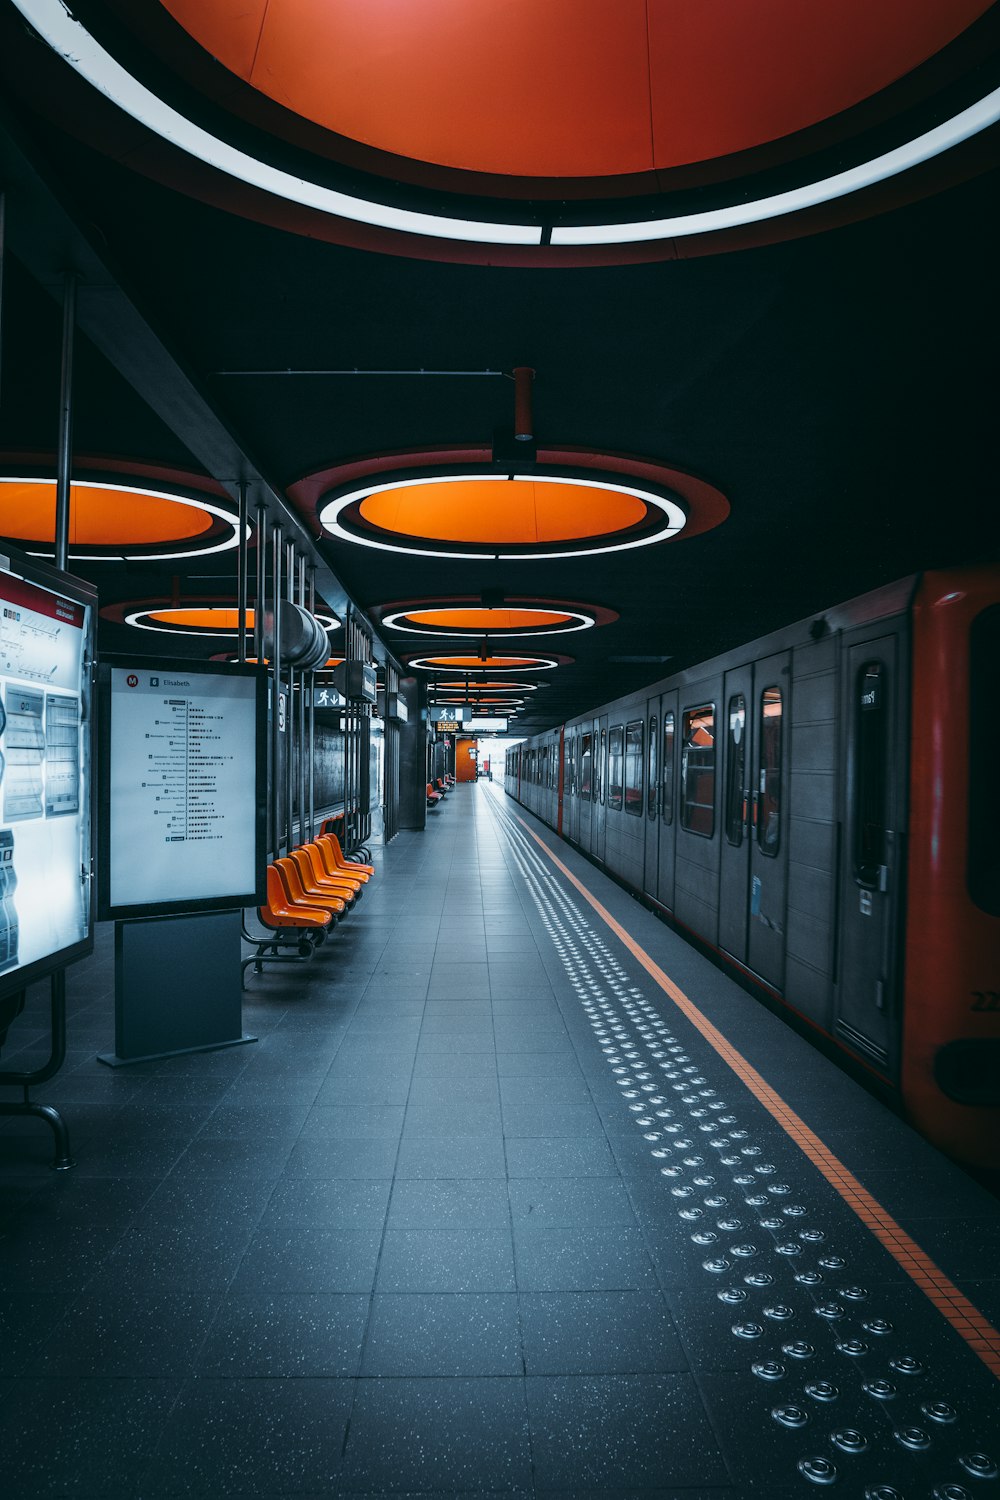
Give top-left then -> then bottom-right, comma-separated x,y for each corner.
105,666 -> 261,913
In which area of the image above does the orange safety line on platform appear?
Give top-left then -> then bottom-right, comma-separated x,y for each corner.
514,812 -> 1000,1381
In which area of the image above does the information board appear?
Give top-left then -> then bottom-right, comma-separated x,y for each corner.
98,658 -> 266,919
0,551 -> 95,999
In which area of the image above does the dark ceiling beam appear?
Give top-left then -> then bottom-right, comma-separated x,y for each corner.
0,104 -> 401,672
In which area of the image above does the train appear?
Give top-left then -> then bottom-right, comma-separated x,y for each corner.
504,567 -> 1000,1172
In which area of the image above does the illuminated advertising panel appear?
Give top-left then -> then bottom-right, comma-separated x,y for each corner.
0,551 -> 95,999
97,657 -> 266,919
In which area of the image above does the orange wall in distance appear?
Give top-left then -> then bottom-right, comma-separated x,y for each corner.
456,738 -> 478,782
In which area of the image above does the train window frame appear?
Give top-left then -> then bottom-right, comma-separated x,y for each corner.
608,724 -> 624,812
680,704 -> 716,838
599,727 -> 607,806
725,693 -> 746,847
662,712 -> 675,826
625,719 -> 643,816
756,686 -> 782,859
853,661 -> 887,887
647,714 -> 658,819
580,730 -> 593,800
968,605 -> 1000,915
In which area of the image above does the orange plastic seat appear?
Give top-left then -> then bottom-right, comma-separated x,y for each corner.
290,846 -> 359,905
426,781 -> 442,806
318,832 -> 375,879
311,839 -> 366,892
274,856 -> 347,918
260,864 -> 330,930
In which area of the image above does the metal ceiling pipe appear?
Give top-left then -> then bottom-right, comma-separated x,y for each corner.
54,271 -> 78,572
513,366 -> 535,442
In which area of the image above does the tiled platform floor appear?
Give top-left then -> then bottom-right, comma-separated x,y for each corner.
0,782 -> 997,1497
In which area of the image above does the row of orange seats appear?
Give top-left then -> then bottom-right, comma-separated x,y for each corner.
259,831 -> 376,942
426,774 -> 455,807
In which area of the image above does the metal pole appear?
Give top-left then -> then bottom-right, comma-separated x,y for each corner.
285,538 -> 296,849
236,481 -> 249,663
55,272 -> 78,572
308,569 -> 316,843
254,503 -> 266,664
297,556 -> 308,846
345,610 -> 354,850
270,522 -> 282,859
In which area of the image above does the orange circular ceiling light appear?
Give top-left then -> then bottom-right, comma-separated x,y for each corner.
409,655 -> 559,673
438,681 -> 539,692
122,605 -> 338,636
161,0 -> 992,181
380,604 -> 599,637
321,474 -> 685,559
0,478 -> 244,559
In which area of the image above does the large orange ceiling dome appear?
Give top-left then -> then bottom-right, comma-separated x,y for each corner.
162,0 -> 992,180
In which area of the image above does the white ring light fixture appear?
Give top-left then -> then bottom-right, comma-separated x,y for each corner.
380,605 -> 595,637
409,655 -> 558,672
321,474 -> 686,560
14,0 -> 1000,249
0,477 -> 247,561
124,605 -> 339,635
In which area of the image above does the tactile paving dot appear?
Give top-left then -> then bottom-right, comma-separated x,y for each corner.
804,1381 -> 839,1402
921,1399 -> 956,1423
772,1405 -> 809,1428
893,1424 -> 931,1450
933,1485 -> 972,1499
862,1379 -> 897,1400
752,1360 -> 786,1381
958,1452 -> 999,1479
797,1455 -> 838,1485
830,1427 -> 868,1453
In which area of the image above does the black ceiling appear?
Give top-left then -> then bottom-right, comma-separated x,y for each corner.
1,2 -> 998,734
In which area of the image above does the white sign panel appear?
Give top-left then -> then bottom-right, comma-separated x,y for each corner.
108,668 -> 258,908
0,568 -> 90,979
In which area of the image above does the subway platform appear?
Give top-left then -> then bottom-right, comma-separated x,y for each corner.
1,781 -> 998,1498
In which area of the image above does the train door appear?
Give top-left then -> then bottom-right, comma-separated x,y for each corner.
557,726 -> 566,835
835,634 -> 902,1066
746,652 -> 790,990
642,695 -> 660,897
717,653 -> 790,991
593,715 -> 608,863
578,725 -> 594,852
657,692 -> 678,910
718,665 -> 753,961
564,729 -> 579,842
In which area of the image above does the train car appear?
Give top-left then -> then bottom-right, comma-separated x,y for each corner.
505,567 -> 1000,1171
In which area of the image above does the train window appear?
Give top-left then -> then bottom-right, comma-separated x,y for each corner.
625,721 -> 643,816
608,725 -> 624,811
647,716 -> 658,819
662,713 -> 675,825
969,605 -> 1000,914
725,694 -> 746,846
565,735 -> 575,796
681,705 -> 715,837
580,732 -> 593,799
757,687 -> 782,857
854,662 -> 887,887
599,728 -> 606,805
